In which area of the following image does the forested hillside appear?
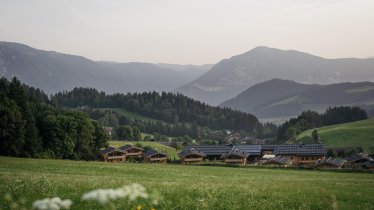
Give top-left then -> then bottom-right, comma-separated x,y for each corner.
0,77 -> 108,159
277,106 -> 368,143
52,88 -> 263,139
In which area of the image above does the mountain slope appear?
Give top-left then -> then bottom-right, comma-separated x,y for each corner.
294,118 -> 374,152
0,42 -> 204,94
220,79 -> 374,119
175,46 -> 374,105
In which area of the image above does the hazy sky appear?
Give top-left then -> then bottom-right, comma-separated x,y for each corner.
1,0 -> 373,64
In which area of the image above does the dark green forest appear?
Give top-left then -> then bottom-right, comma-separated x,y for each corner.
52,87 -> 265,139
0,77 -> 108,160
277,107 -> 368,142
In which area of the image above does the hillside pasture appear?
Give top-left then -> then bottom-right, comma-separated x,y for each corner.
1,157 -> 374,209
296,118 -> 374,152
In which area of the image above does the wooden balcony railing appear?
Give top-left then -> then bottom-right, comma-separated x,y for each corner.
150,157 -> 167,161
184,158 -> 203,162
108,156 -> 125,160
224,159 -> 244,163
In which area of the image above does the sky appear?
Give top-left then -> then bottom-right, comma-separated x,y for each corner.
0,0 -> 373,64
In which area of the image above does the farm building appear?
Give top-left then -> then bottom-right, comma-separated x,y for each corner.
344,153 -> 373,169
315,157 -> 346,169
366,161 -> 374,170
221,148 -> 249,165
232,145 -> 262,163
179,148 -> 206,164
143,150 -> 168,163
273,144 -> 326,165
101,147 -> 126,163
261,145 -> 278,155
118,144 -> 144,159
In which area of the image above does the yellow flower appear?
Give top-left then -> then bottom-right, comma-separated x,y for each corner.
137,205 -> 142,210
151,208 -> 156,210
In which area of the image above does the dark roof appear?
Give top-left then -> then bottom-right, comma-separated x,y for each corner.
183,145 -> 231,156
344,153 -> 372,163
274,144 -> 325,156
118,144 -> 144,152
179,148 -> 207,158
143,150 -> 168,158
233,145 -> 262,156
315,157 -> 346,167
265,156 -> 289,165
261,145 -> 278,151
100,147 -> 125,155
221,148 -> 249,158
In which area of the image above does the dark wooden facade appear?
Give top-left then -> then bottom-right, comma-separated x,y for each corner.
101,147 -> 126,163
143,150 -> 168,163
179,148 -> 206,164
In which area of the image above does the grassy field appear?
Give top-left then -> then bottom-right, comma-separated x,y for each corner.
1,157 -> 374,210
109,141 -> 180,160
295,118 -> 374,152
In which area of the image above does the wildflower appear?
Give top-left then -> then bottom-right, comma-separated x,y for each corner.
137,205 -> 142,210
81,183 -> 149,205
32,197 -> 72,210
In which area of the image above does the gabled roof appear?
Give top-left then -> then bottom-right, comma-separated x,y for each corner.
118,144 -> 144,152
233,145 -> 262,156
261,145 -> 278,151
100,147 -> 125,155
143,150 -> 168,158
274,144 -> 325,156
265,156 -> 289,165
221,148 -> 249,159
344,153 -> 372,163
315,157 -> 346,167
179,148 -> 207,158
183,145 -> 231,156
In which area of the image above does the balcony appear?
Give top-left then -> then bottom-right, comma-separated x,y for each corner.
184,158 -> 203,162
108,155 -> 125,160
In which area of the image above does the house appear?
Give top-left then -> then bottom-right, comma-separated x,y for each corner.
315,157 -> 346,169
344,153 -> 373,169
101,147 -> 126,163
118,144 -> 144,159
221,148 -> 249,165
143,150 -> 168,163
366,161 -> 374,170
273,144 -> 326,165
182,145 -> 232,160
261,145 -> 278,155
264,156 -> 289,166
231,145 -> 262,163
179,148 -> 206,164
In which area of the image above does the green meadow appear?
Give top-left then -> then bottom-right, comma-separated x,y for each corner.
296,118 -> 374,152
1,157 -> 374,210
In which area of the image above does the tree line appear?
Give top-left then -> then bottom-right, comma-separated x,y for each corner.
277,107 -> 368,142
52,87 -> 264,138
0,77 -> 108,160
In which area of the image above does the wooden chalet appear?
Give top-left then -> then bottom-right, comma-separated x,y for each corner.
179,148 -> 206,164
182,145 -> 232,160
273,144 -> 325,165
118,144 -> 144,159
101,147 -> 126,163
232,145 -> 262,163
315,157 -> 346,169
264,156 -> 289,166
344,153 -> 373,169
143,150 -> 168,163
221,148 -> 249,165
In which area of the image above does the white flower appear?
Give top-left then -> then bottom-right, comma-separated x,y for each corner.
32,197 -> 72,210
81,183 -> 148,205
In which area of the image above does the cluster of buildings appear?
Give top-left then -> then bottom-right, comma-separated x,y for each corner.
101,143 -> 374,170
101,144 -> 168,163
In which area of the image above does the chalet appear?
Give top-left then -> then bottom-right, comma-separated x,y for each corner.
182,145 -> 232,160
101,147 -> 126,163
315,157 -> 346,169
264,156 -> 289,166
221,148 -> 249,165
231,145 -> 262,163
344,153 -> 373,169
143,150 -> 168,163
179,148 -> 206,164
366,161 -> 374,170
273,144 -> 326,165
118,144 -> 144,159
261,145 -> 278,155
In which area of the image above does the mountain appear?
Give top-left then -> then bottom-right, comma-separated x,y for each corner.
294,118 -> 374,152
175,46 -> 374,105
0,42 -> 204,94
155,63 -> 213,81
220,78 -> 374,120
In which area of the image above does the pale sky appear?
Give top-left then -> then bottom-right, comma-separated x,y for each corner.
0,0 -> 373,64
